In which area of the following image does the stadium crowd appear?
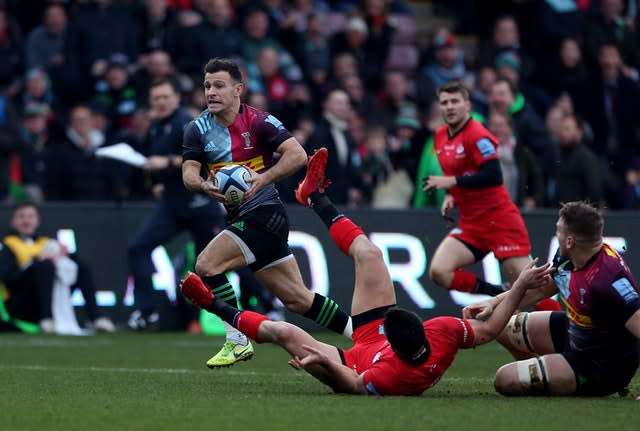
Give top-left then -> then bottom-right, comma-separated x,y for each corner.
0,0 -> 639,210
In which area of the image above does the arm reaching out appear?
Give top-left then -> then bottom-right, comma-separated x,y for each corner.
469,259 -> 555,345
288,345 -> 368,394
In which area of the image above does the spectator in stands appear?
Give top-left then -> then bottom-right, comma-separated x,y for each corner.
539,37 -> 591,107
487,111 -> 544,210
362,0 -> 394,89
341,72 -> 384,125
469,66 -> 496,118
25,4 -> 67,72
330,15 -> 387,92
583,0 -> 639,71
0,95 -> 22,202
494,51 -> 553,117
45,104 -> 111,200
551,113 -> 603,207
15,102 -> 51,203
416,28 -> 467,110
173,0 -> 244,79
247,46 -> 291,119
377,70 -> 416,130
134,0 -> 180,55
64,0 -> 138,102
16,67 -> 56,116
305,88 -> 364,206
475,14 -> 535,82
242,6 -> 303,83
488,78 -> 555,183
0,201 -> 115,334
412,100 -> 445,209
0,8 -> 24,98
131,49 -> 180,105
580,43 -> 640,207
282,12 -> 332,88
92,53 -> 139,131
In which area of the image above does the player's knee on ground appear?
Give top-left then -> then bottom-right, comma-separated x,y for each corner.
495,357 -> 550,396
501,312 -> 535,353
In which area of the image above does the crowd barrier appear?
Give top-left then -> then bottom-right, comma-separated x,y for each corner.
1,203 -> 638,331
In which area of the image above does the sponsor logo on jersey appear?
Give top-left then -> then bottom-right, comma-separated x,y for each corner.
241,132 -> 253,149
204,141 -> 216,152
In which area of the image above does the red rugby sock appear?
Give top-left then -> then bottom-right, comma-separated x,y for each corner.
450,269 -> 477,292
236,311 -> 270,342
329,217 -> 364,255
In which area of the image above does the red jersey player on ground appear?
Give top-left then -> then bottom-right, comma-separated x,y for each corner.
423,81 -> 557,311
180,147 -> 554,396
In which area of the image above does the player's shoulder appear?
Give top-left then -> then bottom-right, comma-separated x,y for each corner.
186,110 -> 212,135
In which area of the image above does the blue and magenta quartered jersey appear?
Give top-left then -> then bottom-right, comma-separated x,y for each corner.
552,245 -> 640,357
182,104 -> 293,221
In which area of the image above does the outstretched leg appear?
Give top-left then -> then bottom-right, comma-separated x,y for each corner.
296,148 -> 396,315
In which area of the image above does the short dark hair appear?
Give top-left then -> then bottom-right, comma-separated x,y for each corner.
203,58 -> 243,83
383,307 -> 430,364
493,77 -> 518,97
436,80 -> 470,100
11,200 -> 38,216
559,201 -> 603,244
149,77 -> 181,93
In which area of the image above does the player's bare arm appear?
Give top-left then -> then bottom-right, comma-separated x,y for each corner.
182,159 -> 226,202
288,345 -> 367,394
469,260 -> 555,345
626,309 -> 640,338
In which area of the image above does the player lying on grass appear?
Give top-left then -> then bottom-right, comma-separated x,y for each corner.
180,147 -> 554,395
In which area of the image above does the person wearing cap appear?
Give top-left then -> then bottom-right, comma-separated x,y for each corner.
416,28 -> 467,110
92,53 -> 139,130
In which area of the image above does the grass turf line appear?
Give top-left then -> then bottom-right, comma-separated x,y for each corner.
1,333 -> 638,431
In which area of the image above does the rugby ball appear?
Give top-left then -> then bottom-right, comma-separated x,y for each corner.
214,164 -> 251,205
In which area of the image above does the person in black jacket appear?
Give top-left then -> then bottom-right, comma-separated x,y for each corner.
126,77 -> 223,330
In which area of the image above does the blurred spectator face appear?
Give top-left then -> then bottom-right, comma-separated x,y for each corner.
438,90 -> 471,128
365,127 -> 387,156
307,13 -> 323,36
333,53 -> 358,82
11,204 -> 40,237
146,50 -> 172,79
488,81 -> 515,114
364,0 -> 386,15
44,4 -> 66,34
257,48 -> 280,79
245,9 -> 269,39
202,0 -> 232,26
343,74 -> 364,102
599,44 -> 622,82
150,82 -> 180,119
601,0 -> 623,20
247,92 -> 268,111
22,113 -> 48,135
324,89 -> 351,122
487,112 -> 512,143
130,109 -> 150,136
106,66 -> 129,89
70,106 -> 94,137
385,71 -> 407,102
493,17 -> 518,48
545,106 -> 564,140
146,0 -> 168,19
555,93 -> 574,115
558,115 -> 582,147
560,38 -> 581,68
25,71 -> 48,98
475,67 -> 497,95
435,44 -> 458,69
288,83 -> 310,104
345,17 -> 368,47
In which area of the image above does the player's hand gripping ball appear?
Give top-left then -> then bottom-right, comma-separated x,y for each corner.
214,164 -> 252,205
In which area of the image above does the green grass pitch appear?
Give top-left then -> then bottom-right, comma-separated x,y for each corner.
1,333 -> 638,431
